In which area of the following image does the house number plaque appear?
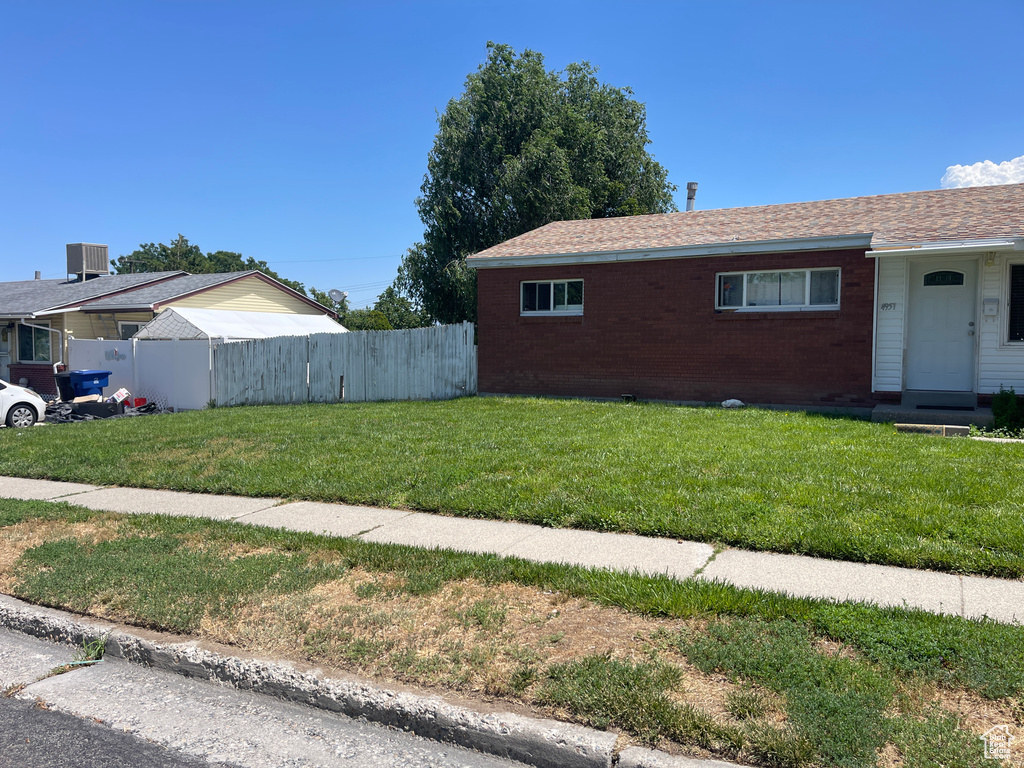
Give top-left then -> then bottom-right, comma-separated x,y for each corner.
880,303 -> 897,311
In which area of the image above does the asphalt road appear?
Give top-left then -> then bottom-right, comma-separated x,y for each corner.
0,629 -> 530,768
0,696 -> 214,768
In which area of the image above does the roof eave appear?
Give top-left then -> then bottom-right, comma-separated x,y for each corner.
866,237 -> 1024,258
77,304 -> 156,313
467,233 -> 874,269
150,271 -> 339,319
43,272 -> 189,313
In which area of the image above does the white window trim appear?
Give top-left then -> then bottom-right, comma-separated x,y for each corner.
17,321 -> 52,364
118,321 -> 143,340
520,279 -> 584,316
1003,258 -> 1024,346
715,267 -> 842,312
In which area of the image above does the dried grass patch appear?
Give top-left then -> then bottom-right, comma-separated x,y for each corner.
934,686 -> 1022,736
875,742 -> 903,768
0,517 -> 122,590
194,570 -> 753,729
2,516 -> 1017,763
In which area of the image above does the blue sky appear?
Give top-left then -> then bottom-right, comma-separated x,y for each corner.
2,1 -> 1022,307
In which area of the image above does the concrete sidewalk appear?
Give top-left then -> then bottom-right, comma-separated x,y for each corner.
2,476 -> 1022,625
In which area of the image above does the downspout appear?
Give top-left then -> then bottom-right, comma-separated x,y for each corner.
19,321 -> 64,377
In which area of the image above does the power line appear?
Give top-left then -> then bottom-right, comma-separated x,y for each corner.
266,253 -> 404,264
321,279 -> 393,292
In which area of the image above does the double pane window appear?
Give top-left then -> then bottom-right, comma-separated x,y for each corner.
717,269 -> 840,310
521,280 -> 583,314
18,323 -> 51,362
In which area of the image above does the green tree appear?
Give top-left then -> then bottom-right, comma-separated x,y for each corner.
112,234 -> 309,296
309,287 -> 349,317
342,309 -> 393,331
308,287 -> 405,331
373,285 -> 432,329
401,42 -> 676,324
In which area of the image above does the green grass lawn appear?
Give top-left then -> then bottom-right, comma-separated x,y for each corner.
2,397 -> 1023,577
2,497 -> 1020,768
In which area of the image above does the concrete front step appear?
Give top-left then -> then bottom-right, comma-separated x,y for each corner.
900,389 -> 978,409
871,403 -> 994,426
894,423 -> 971,437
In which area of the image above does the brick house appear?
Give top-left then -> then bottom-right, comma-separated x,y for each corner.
467,184 -> 1024,408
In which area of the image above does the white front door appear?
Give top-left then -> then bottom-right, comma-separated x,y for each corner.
905,260 -> 977,391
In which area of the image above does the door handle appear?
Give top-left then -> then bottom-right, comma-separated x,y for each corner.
967,330 -> 975,336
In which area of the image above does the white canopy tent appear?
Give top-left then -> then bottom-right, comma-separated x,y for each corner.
133,307 -> 348,341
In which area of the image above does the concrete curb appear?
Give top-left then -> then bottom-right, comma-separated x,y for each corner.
0,594 -> 618,768
619,746 -> 738,768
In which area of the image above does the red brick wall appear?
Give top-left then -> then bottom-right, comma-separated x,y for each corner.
476,249 -> 876,406
9,364 -> 57,397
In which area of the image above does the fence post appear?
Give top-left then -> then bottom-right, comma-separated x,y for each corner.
131,337 -> 138,399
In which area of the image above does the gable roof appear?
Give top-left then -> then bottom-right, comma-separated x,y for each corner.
82,270 -> 335,317
467,184 -> 1024,265
1,270 -> 335,319
0,271 -> 184,319
80,271 -> 262,310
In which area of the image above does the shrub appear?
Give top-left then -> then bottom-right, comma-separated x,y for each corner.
991,386 -> 1023,432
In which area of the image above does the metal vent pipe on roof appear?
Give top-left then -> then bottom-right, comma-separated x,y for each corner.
686,182 -> 698,212
34,271 -> 41,280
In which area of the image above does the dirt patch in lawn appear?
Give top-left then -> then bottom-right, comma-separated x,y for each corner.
199,570 -> 747,710
0,517 -> 121,591
2,516 -> 1018,765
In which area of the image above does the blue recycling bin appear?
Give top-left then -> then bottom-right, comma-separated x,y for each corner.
68,370 -> 112,397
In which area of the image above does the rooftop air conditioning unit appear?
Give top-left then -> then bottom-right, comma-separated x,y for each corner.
67,243 -> 110,281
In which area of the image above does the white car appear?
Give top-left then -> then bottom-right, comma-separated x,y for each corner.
0,379 -> 47,428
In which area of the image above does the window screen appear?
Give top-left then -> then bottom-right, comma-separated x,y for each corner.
810,270 -> 839,305
716,269 -> 839,309
746,271 -> 808,307
718,274 -> 743,307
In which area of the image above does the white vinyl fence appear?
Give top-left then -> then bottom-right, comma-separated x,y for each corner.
214,323 -> 477,406
67,338 -> 215,411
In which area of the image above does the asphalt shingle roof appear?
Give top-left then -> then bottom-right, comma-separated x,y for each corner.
82,271 -> 258,309
0,272 -> 184,318
469,184 -> 1024,261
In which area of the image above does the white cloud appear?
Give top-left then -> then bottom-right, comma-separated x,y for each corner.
941,155 -> 1024,188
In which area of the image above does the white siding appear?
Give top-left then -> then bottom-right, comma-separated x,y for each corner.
873,256 -> 906,392
978,255 -> 1024,393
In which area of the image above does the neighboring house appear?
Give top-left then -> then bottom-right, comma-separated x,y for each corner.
133,307 -> 348,340
466,184 -> 1024,409
0,244 -> 337,395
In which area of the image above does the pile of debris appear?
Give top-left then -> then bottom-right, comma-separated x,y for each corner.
46,371 -> 174,425
45,400 -> 169,425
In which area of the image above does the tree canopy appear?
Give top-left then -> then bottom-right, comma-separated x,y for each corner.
112,234 -> 308,296
399,42 -> 677,324
373,285 -> 432,329
309,285 -> 428,331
